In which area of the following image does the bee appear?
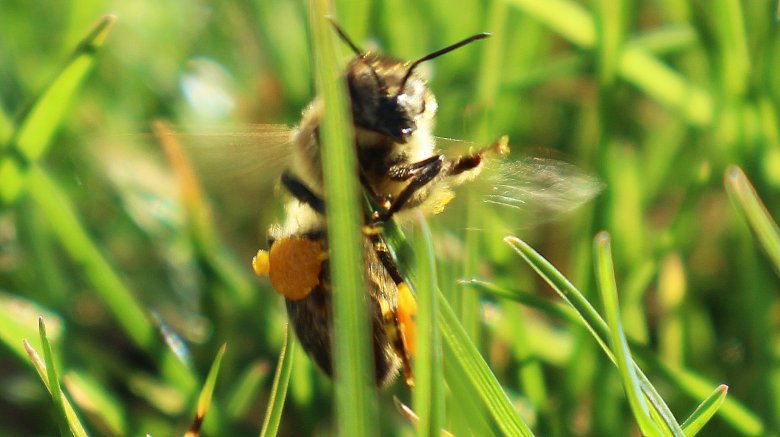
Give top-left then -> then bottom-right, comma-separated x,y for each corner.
252,21 -> 505,387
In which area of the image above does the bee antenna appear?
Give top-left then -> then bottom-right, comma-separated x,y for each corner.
327,17 -> 386,91
327,16 -> 364,58
396,32 -> 491,99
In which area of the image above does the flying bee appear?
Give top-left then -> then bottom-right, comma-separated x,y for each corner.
235,19 -> 604,387
251,21 -> 509,387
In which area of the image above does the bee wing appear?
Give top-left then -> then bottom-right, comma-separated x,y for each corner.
478,155 -> 604,228
165,123 -> 294,187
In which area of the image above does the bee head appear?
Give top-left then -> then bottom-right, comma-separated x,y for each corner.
329,19 -> 490,143
346,56 -> 430,143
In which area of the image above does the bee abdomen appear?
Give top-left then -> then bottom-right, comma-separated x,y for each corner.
284,288 -> 402,387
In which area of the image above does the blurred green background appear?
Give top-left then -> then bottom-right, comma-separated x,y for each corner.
1,0 -> 780,435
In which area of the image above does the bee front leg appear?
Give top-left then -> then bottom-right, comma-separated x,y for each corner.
445,135 -> 510,177
374,155 -> 446,221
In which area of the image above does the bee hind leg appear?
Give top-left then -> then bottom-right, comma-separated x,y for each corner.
370,232 -> 416,387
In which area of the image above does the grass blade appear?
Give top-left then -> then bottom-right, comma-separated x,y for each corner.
0,105 -> 11,144
0,291 -> 62,361
646,361 -> 762,435
504,236 -> 612,354
493,238 -> 762,435
39,318 -> 69,437
504,0 -> 713,126
724,165 -> 780,275
506,236 -> 684,435
185,343 -> 227,437
25,166 -> 197,392
308,2 -> 378,435
0,15 -> 115,204
24,322 -> 89,437
64,370 -> 128,436
594,0 -> 626,87
463,279 -> 581,325
227,362 -> 270,420
260,325 -> 295,437
412,214 -> 444,437
681,384 -> 729,436
438,289 -> 534,436
594,233 -> 664,437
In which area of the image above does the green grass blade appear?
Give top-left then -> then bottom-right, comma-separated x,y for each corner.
725,166 -> 780,275
505,236 -> 683,435
438,289 -> 534,436
39,318 -> 69,437
412,214 -> 444,437
64,370 -> 128,436
227,362 -> 270,420
627,25 -> 698,55
504,236 -> 612,355
647,361 -> 762,435
308,2 -> 378,435
503,0 -> 713,127
25,166 -> 197,392
0,291 -> 61,361
681,384 -> 728,436
185,343 -> 227,437
463,279 -> 581,325
260,325 -> 295,437
594,233 -> 665,437
713,0 -> 750,99
0,105 -> 11,144
26,167 -> 152,349
0,15 -> 115,205
594,0 -> 626,87
24,324 -> 89,437
501,0 -> 595,47
443,362 -> 497,436
502,237 -> 763,435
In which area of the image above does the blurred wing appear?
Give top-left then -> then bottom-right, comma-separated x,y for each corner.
434,135 -> 601,228
167,123 -> 294,187
480,156 -> 603,228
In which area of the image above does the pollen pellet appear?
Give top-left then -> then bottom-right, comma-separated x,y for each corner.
267,237 -> 324,301
252,250 -> 271,277
396,282 -> 417,358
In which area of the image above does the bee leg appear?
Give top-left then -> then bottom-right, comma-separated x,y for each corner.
446,153 -> 483,176
377,138 -> 507,221
395,282 -> 417,387
446,135 -> 510,177
387,155 -> 445,181
369,233 -> 406,285
281,171 -> 325,214
375,156 -> 445,221
370,233 -> 416,386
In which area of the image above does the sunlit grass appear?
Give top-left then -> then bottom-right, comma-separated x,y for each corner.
1,0 -> 779,435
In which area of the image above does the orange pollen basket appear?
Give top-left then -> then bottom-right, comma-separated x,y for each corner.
396,282 -> 418,358
253,237 -> 325,301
